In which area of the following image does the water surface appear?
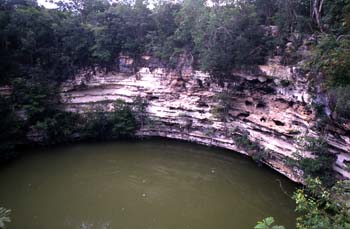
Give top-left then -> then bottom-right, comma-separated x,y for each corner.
0,139 -> 297,229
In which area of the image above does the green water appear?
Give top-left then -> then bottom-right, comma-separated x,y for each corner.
0,139 -> 297,229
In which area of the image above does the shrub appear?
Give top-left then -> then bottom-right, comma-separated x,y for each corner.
292,137 -> 336,187
252,149 -> 270,164
313,35 -> 350,88
234,132 -> 259,151
83,100 -> 138,140
33,112 -> 82,144
211,91 -> 233,121
255,217 -> 285,229
294,178 -> 350,229
259,178 -> 350,229
110,100 -> 138,138
328,86 -> 350,123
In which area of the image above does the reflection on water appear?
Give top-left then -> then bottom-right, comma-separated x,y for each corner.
0,139 -> 297,229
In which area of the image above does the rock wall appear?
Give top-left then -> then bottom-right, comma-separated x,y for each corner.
60,55 -> 350,183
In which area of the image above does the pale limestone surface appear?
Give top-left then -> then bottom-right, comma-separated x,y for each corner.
60,58 -> 350,183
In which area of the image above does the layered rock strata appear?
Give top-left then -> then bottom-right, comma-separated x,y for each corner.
60,56 -> 350,183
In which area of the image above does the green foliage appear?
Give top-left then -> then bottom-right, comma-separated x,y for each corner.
1,3 -> 350,229
84,109 -> 112,140
259,178 -> 350,229
0,0 -> 349,82
255,217 -> 285,229
33,112 -> 82,144
313,114 -> 330,134
195,2 -> 270,76
328,86 -> 350,123
133,96 -> 148,128
251,149 -> 270,164
274,0 -> 311,35
84,100 -> 138,140
322,0 -> 350,34
294,178 -> 350,229
271,0 -> 350,36
11,78 -> 58,122
0,1 -> 152,150
0,207 -> 11,229
147,0 -> 206,66
110,100 -> 138,138
211,91 -> 233,121
253,0 -> 278,25
292,137 -> 336,187
146,2 -> 181,61
308,30 -> 350,126
0,0 -> 349,165
233,131 -> 270,164
313,35 -> 350,88
148,0 -> 272,74
0,96 -> 20,163
234,132 -> 259,151
24,99 -> 139,144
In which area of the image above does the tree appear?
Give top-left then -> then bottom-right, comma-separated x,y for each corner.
322,0 -> 350,34
146,1 -> 181,61
274,0 -> 312,35
253,0 -> 278,24
54,0 -> 110,22
311,0 -> 325,32
195,2 -> 269,76
118,0 -> 154,69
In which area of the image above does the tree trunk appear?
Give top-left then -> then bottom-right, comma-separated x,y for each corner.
312,0 -> 324,32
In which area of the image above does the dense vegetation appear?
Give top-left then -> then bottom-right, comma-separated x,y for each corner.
1,0 -> 349,153
257,178 -> 350,229
290,137 -> 336,187
0,0 -> 350,228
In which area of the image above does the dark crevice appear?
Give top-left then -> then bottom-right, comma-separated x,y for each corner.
238,112 -> 250,118
273,119 -> 285,126
245,100 -> 253,106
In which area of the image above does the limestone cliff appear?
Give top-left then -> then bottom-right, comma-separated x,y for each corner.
60,55 -> 350,183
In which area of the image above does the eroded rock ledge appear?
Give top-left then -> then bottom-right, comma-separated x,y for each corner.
60,56 -> 350,183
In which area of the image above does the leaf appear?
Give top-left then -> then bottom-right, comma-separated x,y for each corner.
272,226 -> 285,229
255,217 -> 286,229
264,217 -> 275,226
254,223 -> 269,229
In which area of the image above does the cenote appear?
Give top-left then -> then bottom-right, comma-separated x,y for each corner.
0,139 -> 297,229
